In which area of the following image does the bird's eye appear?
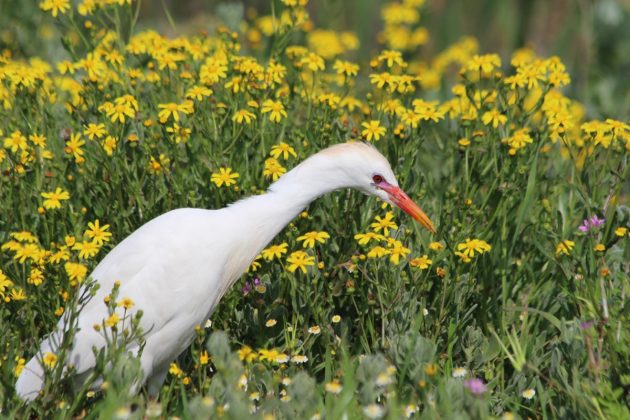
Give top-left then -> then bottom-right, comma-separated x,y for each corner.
372,174 -> 384,184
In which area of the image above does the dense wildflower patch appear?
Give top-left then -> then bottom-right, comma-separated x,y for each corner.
1,0 -> 629,418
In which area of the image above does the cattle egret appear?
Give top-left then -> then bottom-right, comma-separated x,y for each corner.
16,141 -> 435,401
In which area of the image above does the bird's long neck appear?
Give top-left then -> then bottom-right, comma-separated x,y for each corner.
218,154 -> 350,291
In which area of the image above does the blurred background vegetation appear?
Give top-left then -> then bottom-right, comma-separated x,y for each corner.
2,0 -> 630,118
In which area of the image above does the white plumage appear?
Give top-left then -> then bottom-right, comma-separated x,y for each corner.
16,142 -> 435,401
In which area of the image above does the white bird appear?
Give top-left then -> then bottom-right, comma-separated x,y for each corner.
16,141 -> 435,401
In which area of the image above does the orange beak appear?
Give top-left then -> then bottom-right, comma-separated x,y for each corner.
378,182 -> 436,234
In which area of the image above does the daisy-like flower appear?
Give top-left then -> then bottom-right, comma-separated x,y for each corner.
555,239 -> 575,256
118,297 -> 134,310
452,367 -> 467,378
41,187 -> 70,210
354,232 -> 386,245
265,319 -> 277,327
211,167 -> 239,187
291,355 -> 308,364
42,352 -> 58,368
39,0 -> 70,17
307,325 -> 321,334
482,108 -> 507,128
410,255 -> 432,269
361,120 -> 386,141
371,212 -> 398,235
522,388 -> 536,400
286,250 -> 315,273
363,404 -> 385,419
263,157 -> 287,180
296,231 -> 330,248
331,315 -> 341,323
73,240 -> 100,259
261,243 -> 288,261
261,100 -> 288,123
232,109 -> 256,124
85,220 -> 112,245
270,142 -> 297,160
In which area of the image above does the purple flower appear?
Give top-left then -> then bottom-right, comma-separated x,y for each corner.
253,277 -> 261,287
590,215 -> 605,227
464,378 -> 487,395
241,281 -> 252,296
579,215 -> 605,232
580,320 -> 594,330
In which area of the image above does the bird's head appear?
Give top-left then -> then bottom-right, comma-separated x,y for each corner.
313,142 -> 436,234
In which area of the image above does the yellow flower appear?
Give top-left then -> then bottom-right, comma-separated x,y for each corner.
325,380 -> 343,394
428,241 -> 444,251
65,133 -> 85,163
238,345 -> 258,362
299,53 -> 325,72
265,319 -> 277,327
169,362 -> 183,377
105,313 -> 120,328
555,240 -> 575,256
594,244 -> 606,252
354,232 -> 386,245
261,100 -> 288,123
186,85 -> 213,101
263,158 -> 287,180
378,50 -> 405,68
482,108 -> 508,128
296,231 -> 330,248
367,245 -> 390,259
3,130 -> 27,152
361,120 -> 386,141
166,123 -> 192,144
388,240 -> 411,265
424,363 -> 438,376
41,187 -> 70,209
83,123 -> 107,140
270,142 -> 297,160
466,54 -> 501,74
286,250 -> 315,273
64,262 -> 88,285
410,255 -> 432,269
333,60 -> 359,77
230,102 -> 257,120
261,243 -> 288,261
199,350 -> 210,365
117,297 -> 134,310
614,227 -> 627,237
332,315 -> 341,323
371,212 -> 398,235
39,0 -> 70,17
42,352 -> 58,369
13,357 -> 26,377
258,348 -> 280,362
211,167 -> 239,187
457,238 -> 492,259
85,220 -> 112,245
158,102 -> 192,123
73,240 -> 100,259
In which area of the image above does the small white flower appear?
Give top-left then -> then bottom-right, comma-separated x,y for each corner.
375,372 -> 393,386
404,404 -> 418,417
363,404 -> 385,419
291,354 -> 308,364
452,367 -> 467,378
522,388 -> 536,399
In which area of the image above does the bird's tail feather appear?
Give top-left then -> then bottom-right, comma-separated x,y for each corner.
15,356 -> 45,402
